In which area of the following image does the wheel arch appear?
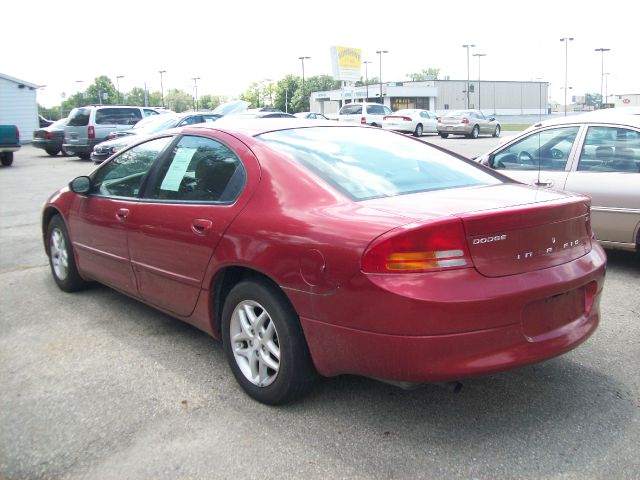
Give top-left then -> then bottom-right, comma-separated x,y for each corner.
42,206 -> 64,254
211,266 -> 297,339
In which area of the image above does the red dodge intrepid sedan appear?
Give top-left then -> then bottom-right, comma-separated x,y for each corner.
42,120 -> 606,404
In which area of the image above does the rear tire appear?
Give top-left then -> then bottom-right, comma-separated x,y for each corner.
439,133 -> 449,138
370,123 -> 378,128
45,148 -> 61,156
222,278 -> 317,405
1,152 -> 13,166
78,152 -> 91,160
468,125 -> 480,139
46,215 -> 87,292
413,124 -> 423,137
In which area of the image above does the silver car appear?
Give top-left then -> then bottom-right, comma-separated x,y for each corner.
476,112 -> 640,252
437,110 -> 501,139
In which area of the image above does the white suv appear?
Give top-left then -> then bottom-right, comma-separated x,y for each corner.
338,102 -> 392,127
63,105 -> 160,159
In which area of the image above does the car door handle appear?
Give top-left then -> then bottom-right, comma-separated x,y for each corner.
534,180 -> 554,187
115,208 -> 130,221
191,219 -> 213,236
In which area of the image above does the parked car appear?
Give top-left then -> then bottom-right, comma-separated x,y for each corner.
437,110 -> 501,139
33,118 -> 69,156
91,112 -> 222,163
220,111 -> 296,119
294,112 -> 330,120
63,105 -> 161,159
338,102 -> 392,127
382,109 -> 439,136
476,112 -> 640,252
43,122 -> 606,405
0,124 -> 20,166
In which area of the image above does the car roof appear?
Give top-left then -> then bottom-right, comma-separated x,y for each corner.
527,110 -> 640,129
188,118 -> 359,137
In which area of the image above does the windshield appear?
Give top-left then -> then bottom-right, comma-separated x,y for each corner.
133,115 -> 180,134
213,100 -> 251,116
49,118 -> 68,128
258,127 -> 502,201
445,111 -> 472,117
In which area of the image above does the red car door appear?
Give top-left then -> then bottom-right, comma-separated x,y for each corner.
127,132 -> 260,317
67,136 -> 174,294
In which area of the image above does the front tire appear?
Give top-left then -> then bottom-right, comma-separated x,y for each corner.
46,215 -> 87,292
1,152 -> 13,166
222,278 -> 317,405
413,124 -> 423,137
493,125 -> 501,137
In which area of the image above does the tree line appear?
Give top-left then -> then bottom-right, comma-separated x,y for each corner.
39,69 -> 444,119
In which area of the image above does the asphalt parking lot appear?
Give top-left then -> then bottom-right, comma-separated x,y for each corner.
1,141 -> 638,480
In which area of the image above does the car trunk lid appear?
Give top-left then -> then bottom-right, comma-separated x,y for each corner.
361,184 -> 592,277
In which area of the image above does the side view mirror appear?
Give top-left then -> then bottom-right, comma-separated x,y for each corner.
69,176 -> 92,194
488,117 -> 496,122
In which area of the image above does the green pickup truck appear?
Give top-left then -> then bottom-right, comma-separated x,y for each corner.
0,125 -> 20,166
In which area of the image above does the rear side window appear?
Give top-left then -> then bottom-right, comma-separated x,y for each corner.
67,108 -> 91,126
578,126 -> 640,172
258,127 -> 502,201
145,135 -> 246,203
340,104 -> 362,115
367,105 -> 385,115
95,108 -> 142,126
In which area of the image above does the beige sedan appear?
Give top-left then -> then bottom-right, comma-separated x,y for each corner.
476,112 -> 640,252
437,110 -> 501,139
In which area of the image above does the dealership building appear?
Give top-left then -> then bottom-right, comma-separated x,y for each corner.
310,79 -> 550,116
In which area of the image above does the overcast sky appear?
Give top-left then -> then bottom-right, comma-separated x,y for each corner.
5,0 -> 638,107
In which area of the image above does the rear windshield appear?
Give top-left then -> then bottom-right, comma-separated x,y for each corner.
67,108 -> 91,126
445,110 -> 472,117
258,127 -> 503,201
340,104 -> 362,115
95,108 -> 142,125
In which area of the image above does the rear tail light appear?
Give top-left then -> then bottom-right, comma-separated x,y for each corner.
361,219 -> 473,273
461,117 -> 469,124
400,116 -> 411,121
88,125 -> 95,139
361,116 -> 366,125
437,117 -> 442,123
383,116 -> 389,120
46,132 -> 53,139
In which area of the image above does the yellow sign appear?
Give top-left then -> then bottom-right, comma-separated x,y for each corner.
336,46 -> 362,69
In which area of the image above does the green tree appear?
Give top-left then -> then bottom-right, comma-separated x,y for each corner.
354,76 -> 379,86
273,75 -> 300,113
124,87 -> 146,106
85,76 -> 118,104
406,68 -> 440,81
165,88 -> 193,112
239,81 -> 261,108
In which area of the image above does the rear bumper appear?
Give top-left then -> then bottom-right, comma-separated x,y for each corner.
382,124 -> 414,134
0,145 -> 20,153
437,125 -> 472,135
33,138 -> 62,150
297,245 -> 606,383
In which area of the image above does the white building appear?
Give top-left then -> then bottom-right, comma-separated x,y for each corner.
310,79 -> 549,116
610,93 -> 640,108
0,73 -> 40,142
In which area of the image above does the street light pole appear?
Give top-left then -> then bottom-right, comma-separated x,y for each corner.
560,37 -> 574,116
116,75 -> 124,104
603,72 -> 610,105
462,44 -> 475,109
594,48 -> 610,109
472,53 -> 486,112
158,70 -> 166,107
363,60 -> 372,100
298,56 -> 310,111
191,77 -> 200,111
375,50 -> 388,105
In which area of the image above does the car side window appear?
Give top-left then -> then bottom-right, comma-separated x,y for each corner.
492,126 -> 579,171
368,105 -> 384,115
145,135 -> 246,203
578,126 -> 640,172
181,116 -> 202,126
91,137 -> 173,198
143,109 -> 159,117
340,104 -> 362,115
